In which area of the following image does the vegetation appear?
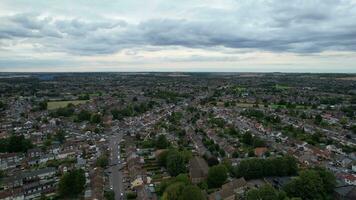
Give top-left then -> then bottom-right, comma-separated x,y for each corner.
50,103 -> 75,117
0,135 -> 33,153
233,156 -> 297,180
111,101 -> 156,120
166,150 -> 186,176
207,164 -> 228,188
55,129 -> 66,144
158,174 -> 204,200
104,190 -> 115,200
247,184 -> 288,200
96,154 -> 109,168
156,134 -> 170,149
58,169 -> 86,198
47,100 -> 87,110
0,101 -> 4,109
157,149 -> 190,176
38,100 -> 48,110
284,168 -> 336,200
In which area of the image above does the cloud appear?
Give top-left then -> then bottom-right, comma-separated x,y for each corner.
0,0 -> 356,71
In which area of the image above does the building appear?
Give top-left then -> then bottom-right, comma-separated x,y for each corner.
189,157 -> 209,184
334,185 -> 356,200
208,178 -> 247,200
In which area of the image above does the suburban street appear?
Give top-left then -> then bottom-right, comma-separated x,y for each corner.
109,127 -> 124,200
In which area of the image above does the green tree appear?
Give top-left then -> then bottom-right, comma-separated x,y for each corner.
157,150 -> 170,167
166,151 -> 186,176
96,155 -> 109,168
180,185 -> 204,200
207,164 -> 228,188
104,190 -> 115,200
314,114 -> 323,125
38,101 -> 47,110
156,134 -> 170,149
77,110 -> 92,121
247,184 -> 287,200
58,169 -> 86,198
351,125 -> 356,134
55,130 -> 66,144
90,113 -> 102,124
284,168 -> 336,200
162,182 -> 185,200
242,132 -> 253,145
6,135 -> 33,153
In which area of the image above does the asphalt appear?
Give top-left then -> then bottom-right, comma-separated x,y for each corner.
109,127 -> 124,200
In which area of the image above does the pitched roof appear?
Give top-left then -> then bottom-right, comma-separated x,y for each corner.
189,157 -> 209,179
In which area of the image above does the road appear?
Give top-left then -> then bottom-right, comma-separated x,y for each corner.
109,127 -> 124,200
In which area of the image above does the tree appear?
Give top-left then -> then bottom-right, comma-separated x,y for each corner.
247,184 -> 287,200
0,101 -> 4,109
156,134 -> 170,149
351,125 -> 356,134
233,156 -> 297,180
55,130 -> 66,144
166,151 -> 186,176
207,164 -> 228,188
180,185 -> 204,200
162,182 -> 185,200
104,190 -> 115,200
96,155 -> 109,168
38,101 -> 47,110
314,114 -> 323,125
90,113 -> 102,124
158,150 -> 170,167
242,132 -> 253,145
58,169 -> 86,198
207,156 -> 219,166
77,110 -> 91,121
3,135 -> 34,153
78,94 -> 90,100
284,168 -> 336,200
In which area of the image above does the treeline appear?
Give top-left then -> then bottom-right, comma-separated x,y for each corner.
74,110 -> 102,124
241,109 -> 281,124
111,101 -> 157,120
147,90 -> 188,103
50,103 -> 75,117
157,148 -> 192,176
142,134 -> 171,149
0,135 -> 34,153
49,104 -> 102,124
233,156 -> 297,180
157,174 -> 204,200
284,168 -> 336,200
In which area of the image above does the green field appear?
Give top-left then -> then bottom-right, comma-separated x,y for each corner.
47,100 -> 88,110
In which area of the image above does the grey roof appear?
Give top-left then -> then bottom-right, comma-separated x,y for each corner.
334,185 -> 356,199
22,167 -> 56,178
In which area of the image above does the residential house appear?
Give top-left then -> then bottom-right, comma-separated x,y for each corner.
189,157 -> 209,184
208,178 -> 247,200
334,185 -> 356,200
254,147 -> 268,157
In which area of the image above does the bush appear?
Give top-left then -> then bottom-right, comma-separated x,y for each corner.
207,164 -> 228,188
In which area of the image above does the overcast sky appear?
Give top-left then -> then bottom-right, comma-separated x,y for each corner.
0,0 -> 356,72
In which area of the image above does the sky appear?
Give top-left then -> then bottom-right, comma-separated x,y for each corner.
0,0 -> 356,72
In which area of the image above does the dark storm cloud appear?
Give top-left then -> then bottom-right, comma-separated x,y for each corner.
0,0 -> 356,55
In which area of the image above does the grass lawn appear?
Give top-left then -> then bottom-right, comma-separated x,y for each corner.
47,100 -> 88,110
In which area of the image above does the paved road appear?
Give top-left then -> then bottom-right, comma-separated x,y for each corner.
109,127 -> 124,200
